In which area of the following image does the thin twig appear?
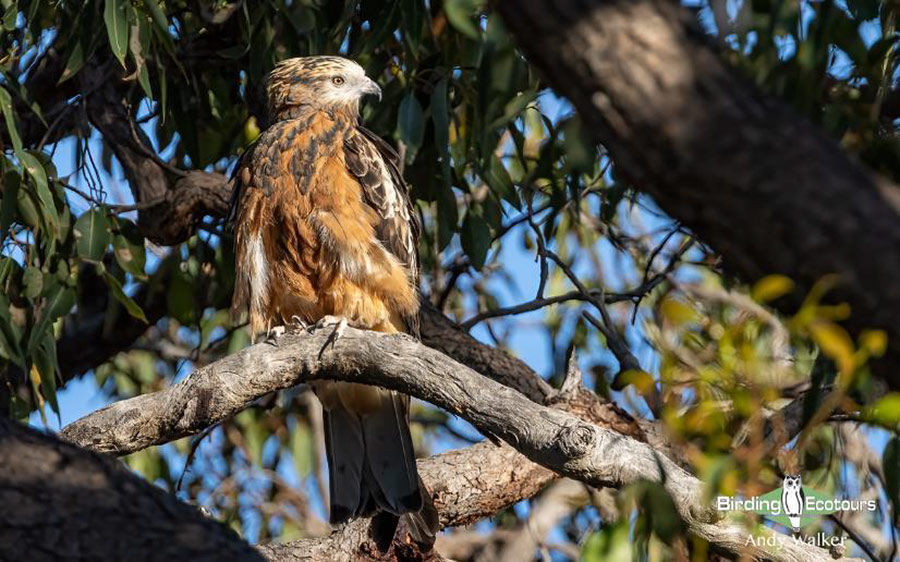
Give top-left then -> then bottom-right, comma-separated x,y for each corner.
127,111 -> 187,177
828,514 -> 883,562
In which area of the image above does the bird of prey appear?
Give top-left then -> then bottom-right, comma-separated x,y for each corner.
229,56 -> 436,546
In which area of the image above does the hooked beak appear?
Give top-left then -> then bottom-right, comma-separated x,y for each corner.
361,77 -> 382,101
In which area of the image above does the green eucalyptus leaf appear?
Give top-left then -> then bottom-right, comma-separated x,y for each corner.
141,0 -> 168,33
22,266 -> 42,300
581,521 -> 633,562
26,281 -> 75,355
19,152 -> 59,236
0,87 -> 22,154
461,211 -> 491,269
58,40 -> 86,84
104,0 -> 129,68
112,219 -> 146,279
485,154 -> 518,209
33,330 -> 60,416
74,208 -> 110,261
2,3 -> 17,32
397,91 -> 425,163
444,0 -> 482,39
102,268 -> 148,323
488,89 -> 536,131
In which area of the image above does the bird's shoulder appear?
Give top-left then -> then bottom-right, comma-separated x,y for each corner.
229,115 -> 348,225
343,126 -> 420,271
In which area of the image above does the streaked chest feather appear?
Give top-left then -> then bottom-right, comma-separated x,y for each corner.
234,111 -> 417,330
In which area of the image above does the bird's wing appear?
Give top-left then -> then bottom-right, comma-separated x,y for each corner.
229,122 -> 304,332
228,141 -> 257,323
226,141 -> 255,228
344,126 -> 421,336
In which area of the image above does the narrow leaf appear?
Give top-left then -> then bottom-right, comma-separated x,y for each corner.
104,0 -> 130,68
2,4 -> 17,32
22,266 -> 42,299
142,0 -> 169,33
397,91 -> 425,162
112,219 -> 147,278
57,40 -> 86,84
0,87 -> 23,154
461,211 -> 491,269
444,0 -> 482,39
26,281 -> 75,358
34,331 -> 60,417
102,269 -> 148,323
19,152 -> 59,237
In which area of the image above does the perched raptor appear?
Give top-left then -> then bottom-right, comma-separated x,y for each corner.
229,56 -> 436,546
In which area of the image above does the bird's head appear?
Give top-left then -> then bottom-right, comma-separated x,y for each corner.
265,56 -> 381,121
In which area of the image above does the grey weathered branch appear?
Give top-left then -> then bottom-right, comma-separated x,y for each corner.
498,0 -> 900,389
0,415 -> 554,562
61,327 -> 856,562
259,441 -> 556,561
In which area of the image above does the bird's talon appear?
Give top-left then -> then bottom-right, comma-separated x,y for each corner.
316,315 -> 349,357
266,325 -> 286,345
287,315 -> 310,334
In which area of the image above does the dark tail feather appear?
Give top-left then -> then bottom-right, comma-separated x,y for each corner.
324,391 -> 432,538
403,480 -> 439,548
361,392 -> 422,514
322,403 -> 364,524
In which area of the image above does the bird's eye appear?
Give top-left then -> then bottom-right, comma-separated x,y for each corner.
332,76 -> 345,86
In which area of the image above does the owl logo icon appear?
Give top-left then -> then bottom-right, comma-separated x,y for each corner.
781,475 -> 805,533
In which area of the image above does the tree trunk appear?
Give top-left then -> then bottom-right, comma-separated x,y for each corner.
499,0 -> 900,388
0,418 -> 263,562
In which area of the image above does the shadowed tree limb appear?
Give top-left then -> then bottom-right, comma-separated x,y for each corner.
0,415 -> 555,562
0,418 -> 264,562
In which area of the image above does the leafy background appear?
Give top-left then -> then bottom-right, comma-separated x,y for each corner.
1,0 -> 899,559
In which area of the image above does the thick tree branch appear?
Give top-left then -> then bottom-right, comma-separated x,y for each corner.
0,418 -> 263,562
0,47 -> 84,150
1,416 -> 556,562
419,304 -> 553,403
83,64 -> 231,246
498,0 -> 900,388
53,298 -> 551,412
61,327 -> 855,562
259,441 -> 556,561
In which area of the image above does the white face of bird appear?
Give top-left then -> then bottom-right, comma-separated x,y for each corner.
266,56 -> 382,118
316,60 -> 381,108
